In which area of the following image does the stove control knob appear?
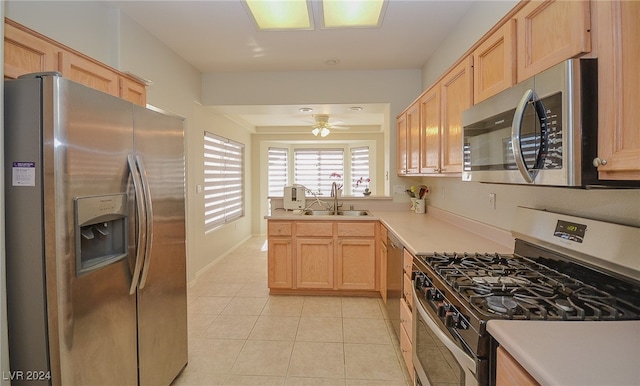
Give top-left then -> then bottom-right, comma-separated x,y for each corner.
437,303 -> 449,317
444,312 -> 457,328
431,291 -> 444,301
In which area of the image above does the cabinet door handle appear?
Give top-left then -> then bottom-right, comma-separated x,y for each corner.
593,157 -> 608,167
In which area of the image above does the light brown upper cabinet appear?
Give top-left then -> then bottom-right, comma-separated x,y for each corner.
59,50 -> 120,97
419,85 -> 440,174
396,56 -> 471,176
516,0 -> 591,82
396,100 -> 421,175
121,77 -> 147,107
396,113 -> 408,175
4,18 -> 146,106
4,20 -> 59,79
439,56 -> 473,174
594,0 -> 640,180
406,102 -> 421,174
473,19 -> 516,103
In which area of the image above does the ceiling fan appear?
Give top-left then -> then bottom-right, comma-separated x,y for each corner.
310,114 -> 349,137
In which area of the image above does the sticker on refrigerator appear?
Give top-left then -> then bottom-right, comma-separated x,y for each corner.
12,162 -> 36,186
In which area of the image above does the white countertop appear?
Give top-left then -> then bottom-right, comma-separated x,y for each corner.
372,209 -> 513,255
266,206 -> 514,254
487,320 -> 640,386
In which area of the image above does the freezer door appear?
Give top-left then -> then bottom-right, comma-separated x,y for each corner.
132,105 -> 188,385
5,75 -> 139,385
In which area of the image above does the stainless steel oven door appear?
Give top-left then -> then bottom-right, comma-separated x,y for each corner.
412,288 -> 477,386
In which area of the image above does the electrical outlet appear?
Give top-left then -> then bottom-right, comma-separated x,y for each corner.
393,184 -> 406,195
196,184 -> 203,194
489,193 -> 496,210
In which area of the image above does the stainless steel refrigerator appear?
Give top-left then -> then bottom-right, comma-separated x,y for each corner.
4,73 -> 188,385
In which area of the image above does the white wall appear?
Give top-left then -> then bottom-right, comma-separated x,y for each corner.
415,0 -> 640,229
421,0 -> 519,88
203,69 -> 422,222
4,1 -> 254,283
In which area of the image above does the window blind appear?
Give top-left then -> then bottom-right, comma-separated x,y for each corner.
294,148 -> 344,196
268,147 -> 289,196
204,132 -> 244,232
350,146 -> 370,194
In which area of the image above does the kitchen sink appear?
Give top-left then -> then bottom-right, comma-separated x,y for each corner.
303,210 -> 370,216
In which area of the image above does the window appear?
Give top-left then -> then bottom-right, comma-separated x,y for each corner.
268,147 -> 288,196
204,132 -> 244,232
266,145 -> 371,196
350,146 -> 370,195
294,148 -> 344,195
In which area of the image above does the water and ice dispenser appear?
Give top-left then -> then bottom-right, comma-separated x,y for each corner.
74,193 -> 128,276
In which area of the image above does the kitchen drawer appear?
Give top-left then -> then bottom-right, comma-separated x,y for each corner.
337,222 -> 376,237
296,222 -> 333,237
268,221 -> 292,236
400,321 -> 414,382
403,249 -> 414,274
403,273 -> 414,310
400,297 -> 413,343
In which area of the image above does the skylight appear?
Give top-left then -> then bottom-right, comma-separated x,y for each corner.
244,0 -> 386,31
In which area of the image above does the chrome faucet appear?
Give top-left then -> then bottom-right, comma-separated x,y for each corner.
330,181 -> 341,215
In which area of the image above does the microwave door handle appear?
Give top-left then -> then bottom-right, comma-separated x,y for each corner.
512,89 -> 536,183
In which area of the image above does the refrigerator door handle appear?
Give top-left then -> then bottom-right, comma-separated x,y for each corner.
128,154 -> 147,295
136,155 -> 154,289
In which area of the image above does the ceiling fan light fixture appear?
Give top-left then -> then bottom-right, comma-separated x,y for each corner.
311,127 -> 330,137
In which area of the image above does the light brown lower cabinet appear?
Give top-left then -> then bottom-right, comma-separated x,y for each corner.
496,346 -> 539,386
296,238 -> 334,289
267,220 -> 379,294
336,239 -> 376,290
401,249 -> 415,382
267,238 -> 293,289
399,308 -> 414,383
267,221 -> 294,289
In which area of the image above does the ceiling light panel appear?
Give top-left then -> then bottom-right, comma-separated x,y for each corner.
321,0 -> 386,28
244,0 -> 313,30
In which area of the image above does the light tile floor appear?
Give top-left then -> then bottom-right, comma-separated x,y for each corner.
172,236 -> 412,386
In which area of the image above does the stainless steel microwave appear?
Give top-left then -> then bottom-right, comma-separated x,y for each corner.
462,59 -> 600,187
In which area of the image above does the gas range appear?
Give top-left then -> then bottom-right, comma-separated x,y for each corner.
421,248 -> 640,322
411,207 -> 640,386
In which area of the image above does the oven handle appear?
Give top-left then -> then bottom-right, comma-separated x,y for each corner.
413,287 -> 477,375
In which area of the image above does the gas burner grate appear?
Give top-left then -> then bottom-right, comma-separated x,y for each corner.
421,251 -> 640,321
